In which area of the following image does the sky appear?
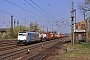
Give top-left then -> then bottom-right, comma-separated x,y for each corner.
0,0 -> 84,33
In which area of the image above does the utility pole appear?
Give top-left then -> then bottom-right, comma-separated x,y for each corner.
11,15 -> 13,38
47,27 -> 48,33
52,25 -> 53,33
86,19 -> 88,42
74,9 -> 76,42
89,19 -> 90,38
17,20 -> 19,27
14,19 -> 16,27
71,2 -> 75,45
84,13 -> 86,20
83,10 -> 88,42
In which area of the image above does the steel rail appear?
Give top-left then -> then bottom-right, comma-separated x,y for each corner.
0,39 -> 58,60
26,41 -> 69,60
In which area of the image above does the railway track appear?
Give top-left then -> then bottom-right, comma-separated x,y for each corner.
0,43 -> 16,47
9,37 -> 70,60
0,39 -> 60,60
0,37 -> 70,60
0,40 -> 17,52
0,40 -> 17,44
0,45 -> 18,51
0,40 -> 17,47
26,41 -> 69,60
0,38 -> 58,52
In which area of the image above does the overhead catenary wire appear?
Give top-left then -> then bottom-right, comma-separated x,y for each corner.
29,0 -> 55,21
26,0 -> 70,28
24,0 -> 51,20
0,10 -> 49,28
1,0 -> 70,31
0,10 -> 30,23
5,0 -> 49,21
40,0 -> 58,21
34,0 -> 71,32
39,0 -> 70,27
2,0 -> 49,27
0,10 -> 36,28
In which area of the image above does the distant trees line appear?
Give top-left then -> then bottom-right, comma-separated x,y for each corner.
0,22 -> 44,39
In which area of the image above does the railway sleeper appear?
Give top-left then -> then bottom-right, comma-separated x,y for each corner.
26,41 -> 69,60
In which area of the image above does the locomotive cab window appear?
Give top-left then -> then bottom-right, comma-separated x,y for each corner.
19,34 -> 23,36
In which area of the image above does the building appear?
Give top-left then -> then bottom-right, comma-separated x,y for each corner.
0,28 -> 7,38
74,20 -> 87,41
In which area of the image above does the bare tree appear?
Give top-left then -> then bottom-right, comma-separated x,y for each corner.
78,0 -> 90,18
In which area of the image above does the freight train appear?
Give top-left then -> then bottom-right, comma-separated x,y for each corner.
17,31 -> 66,45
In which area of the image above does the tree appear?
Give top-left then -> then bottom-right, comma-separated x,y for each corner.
29,23 -> 40,32
6,25 -> 28,38
29,23 -> 34,31
34,23 -> 39,32
78,0 -> 90,18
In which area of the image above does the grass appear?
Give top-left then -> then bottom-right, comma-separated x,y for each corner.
60,42 -> 90,58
